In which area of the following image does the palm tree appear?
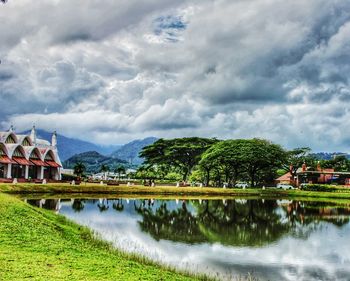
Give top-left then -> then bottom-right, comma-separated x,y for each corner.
73,162 -> 86,178
100,164 -> 110,180
115,165 -> 126,179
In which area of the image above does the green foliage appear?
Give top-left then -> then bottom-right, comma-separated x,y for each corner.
166,172 -> 182,181
189,170 -> 204,183
73,162 -> 86,177
63,151 -> 128,173
61,173 -> 79,181
300,184 -> 339,192
200,139 -> 287,187
320,155 -> 350,172
140,137 -> 219,180
100,164 -> 110,173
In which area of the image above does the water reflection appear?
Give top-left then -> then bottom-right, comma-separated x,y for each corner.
26,198 -> 350,281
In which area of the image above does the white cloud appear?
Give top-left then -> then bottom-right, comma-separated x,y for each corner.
1,0 -> 350,150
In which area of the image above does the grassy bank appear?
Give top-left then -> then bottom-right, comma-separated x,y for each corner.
0,193 -> 208,281
1,183 -> 350,201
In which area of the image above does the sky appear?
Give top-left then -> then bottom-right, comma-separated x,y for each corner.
1,0 -> 350,151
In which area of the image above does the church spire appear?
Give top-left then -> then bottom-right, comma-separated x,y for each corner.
30,125 -> 36,145
51,131 -> 57,148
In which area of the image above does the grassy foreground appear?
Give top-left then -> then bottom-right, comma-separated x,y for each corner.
0,193 -> 206,281
1,183 -> 350,201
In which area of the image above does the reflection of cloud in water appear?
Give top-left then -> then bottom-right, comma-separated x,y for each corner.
59,200 -> 350,281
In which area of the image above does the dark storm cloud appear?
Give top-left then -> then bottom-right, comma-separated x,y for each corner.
1,0 -> 350,151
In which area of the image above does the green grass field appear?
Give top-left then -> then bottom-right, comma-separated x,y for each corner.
1,183 -> 350,202
0,193 -> 209,281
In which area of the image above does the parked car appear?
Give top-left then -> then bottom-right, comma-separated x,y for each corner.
276,183 -> 295,190
235,182 -> 249,189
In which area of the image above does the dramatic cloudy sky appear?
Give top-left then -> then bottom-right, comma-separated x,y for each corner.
1,0 -> 350,151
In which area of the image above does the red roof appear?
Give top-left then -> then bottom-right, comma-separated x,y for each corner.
13,157 -> 33,166
30,159 -> 49,167
0,155 -> 16,164
45,160 -> 61,168
276,172 -> 292,181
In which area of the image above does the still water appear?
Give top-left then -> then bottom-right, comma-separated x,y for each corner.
26,198 -> 350,281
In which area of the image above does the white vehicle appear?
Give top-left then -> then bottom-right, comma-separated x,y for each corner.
235,182 -> 249,189
276,183 -> 295,190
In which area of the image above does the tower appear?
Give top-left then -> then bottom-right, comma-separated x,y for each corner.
51,131 -> 57,148
30,125 -> 37,145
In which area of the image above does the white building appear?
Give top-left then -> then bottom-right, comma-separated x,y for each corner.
0,126 -> 62,181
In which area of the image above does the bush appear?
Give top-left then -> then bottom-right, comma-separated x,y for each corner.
61,173 -> 79,181
300,184 -> 338,192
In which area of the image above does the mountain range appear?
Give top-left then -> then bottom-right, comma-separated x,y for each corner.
25,129 -> 121,161
63,151 -> 128,173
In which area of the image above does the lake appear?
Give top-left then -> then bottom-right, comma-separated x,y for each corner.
26,198 -> 350,281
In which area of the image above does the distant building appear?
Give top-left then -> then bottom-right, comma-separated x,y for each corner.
276,162 -> 350,186
0,126 -> 62,181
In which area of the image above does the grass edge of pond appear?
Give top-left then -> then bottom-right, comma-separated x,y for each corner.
0,192 -> 222,281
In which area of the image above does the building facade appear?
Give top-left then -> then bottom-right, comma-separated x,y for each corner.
0,126 -> 62,181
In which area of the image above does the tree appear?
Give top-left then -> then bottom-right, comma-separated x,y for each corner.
115,165 -> 126,179
199,139 -> 287,187
140,137 -> 219,181
200,140 -> 247,187
73,162 -> 86,178
283,147 -> 316,180
100,164 -> 109,173
240,139 -> 287,187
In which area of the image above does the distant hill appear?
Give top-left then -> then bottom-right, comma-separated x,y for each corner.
63,151 -> 128,173
23,129 -> 121,161
311,152 -> 350,160
111,137 -> 158,165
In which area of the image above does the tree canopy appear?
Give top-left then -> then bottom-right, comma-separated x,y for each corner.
140,137 -> 218,180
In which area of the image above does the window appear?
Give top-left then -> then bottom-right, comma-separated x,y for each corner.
13,148 -> 24,158
22,138 -> 31,146
5,135 -> 15,144
30,151 -> 39,159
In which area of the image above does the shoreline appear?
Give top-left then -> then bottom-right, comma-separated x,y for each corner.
0,193 -> 213,281
1,183 -> 350,201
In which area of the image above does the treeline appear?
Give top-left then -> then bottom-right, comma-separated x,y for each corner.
138,138 -> 350,187
138,137 -> 286,187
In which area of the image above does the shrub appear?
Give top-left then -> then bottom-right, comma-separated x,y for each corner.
300,184 -> 338,192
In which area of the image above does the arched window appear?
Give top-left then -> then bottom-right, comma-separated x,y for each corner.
13,147 -> 25,158
5,135 -> 16,144
45,152 -> 54,161
30,150 -> 40,159
22,138 -> 31,146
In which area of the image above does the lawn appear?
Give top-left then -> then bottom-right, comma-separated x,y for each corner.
0,193 -> 207,281
1,183 -> 350,202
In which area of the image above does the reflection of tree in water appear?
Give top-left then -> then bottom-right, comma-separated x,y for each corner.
27,199 -> 60,212
72,199 -> 85,212
97,199 -> 109,212
113,199 -> 124,212
135,200 -> 207,244
194,199 -> 291,247
135,199 -> 350,247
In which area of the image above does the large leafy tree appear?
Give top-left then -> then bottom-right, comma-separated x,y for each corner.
200,140 -> 247,186
200,139 -> 287,187
140,137 -> 218,180
241,139 -> 287,187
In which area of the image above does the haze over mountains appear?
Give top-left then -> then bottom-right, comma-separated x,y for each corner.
25,130 -> 158,171
25,129 -> 121,161
63,137 -> 158,172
